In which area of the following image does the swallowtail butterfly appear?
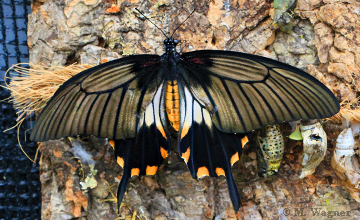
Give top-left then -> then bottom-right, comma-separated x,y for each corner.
30,9 -> 339,212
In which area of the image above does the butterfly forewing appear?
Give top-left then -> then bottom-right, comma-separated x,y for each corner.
180,50 -> 340,134
30,55 -> 164,142
29,35 -> 340,214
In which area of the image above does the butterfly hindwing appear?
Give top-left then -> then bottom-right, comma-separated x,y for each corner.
113,138 -> 133,208
114,84 -> 171,207
178,83 -> 247,212
30,55 -> 164,142
180,50 -> 340,134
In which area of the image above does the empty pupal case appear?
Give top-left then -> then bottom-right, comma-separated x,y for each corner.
299,120 -> 327,179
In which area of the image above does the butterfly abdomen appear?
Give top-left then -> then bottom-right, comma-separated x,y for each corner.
165,80 -> 180,131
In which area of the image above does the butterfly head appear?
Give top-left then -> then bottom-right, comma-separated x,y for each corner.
164,38 -> 179,52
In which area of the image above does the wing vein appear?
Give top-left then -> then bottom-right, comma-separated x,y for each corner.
237,83 -> 263,128
181,66 -> 222,129
55,91 -> 83,138
113,85 -> 128,140
251,84 -> 278,123
288,78 -> 329,118
265,80 -> 294,119
201,108 -> 215,177
189,99 -> 196,177
221,79 -> 247,131
271,75 -> 311,118
135,84 -> 149,134
40,96 -> 66,141
283,78 -> 318,117
83,94 -> 100,134
98,92 -> 113,137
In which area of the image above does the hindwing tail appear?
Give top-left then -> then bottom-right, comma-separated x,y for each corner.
178,83 -> 247,212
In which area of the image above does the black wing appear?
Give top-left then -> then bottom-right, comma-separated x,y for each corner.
177,50 -> 339,212
30,55 -> 165,142
113,84 -> 171,208
179,50 -> 339,134
177,82 -> 248,212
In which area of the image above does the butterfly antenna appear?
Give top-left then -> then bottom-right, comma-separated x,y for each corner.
170,9 -> 196,38
135,8 -> 169,38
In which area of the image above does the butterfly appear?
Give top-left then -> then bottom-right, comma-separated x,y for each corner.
29,11 -> 339,213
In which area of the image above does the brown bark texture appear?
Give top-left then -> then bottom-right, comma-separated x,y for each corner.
28,0 -> 360,219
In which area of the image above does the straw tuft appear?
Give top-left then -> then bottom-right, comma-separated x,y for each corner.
2,63 -> 94,122
1,63 -> 94,163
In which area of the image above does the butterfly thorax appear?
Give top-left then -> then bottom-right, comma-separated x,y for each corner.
162,38 -> 181,131
161,38 -> 181,73
163,38 -> 178,53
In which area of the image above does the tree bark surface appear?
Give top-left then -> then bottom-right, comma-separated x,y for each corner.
29,0 -> 360,219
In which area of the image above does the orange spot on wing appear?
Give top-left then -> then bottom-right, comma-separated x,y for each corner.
117,157 -> 124,168
215,168 -> 225,176
131,168 -> 140,176
181,148 -> 190,163
230,152 -> 239,165
241,136 -> 249,148
109,140 -> 115,149
197,166 -> 209,178
160,147 -> 168,159
146,166 -> 158,175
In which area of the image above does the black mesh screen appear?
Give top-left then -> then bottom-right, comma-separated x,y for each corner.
0,0 -> 41,219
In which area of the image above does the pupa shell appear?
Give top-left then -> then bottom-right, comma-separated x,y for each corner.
299,120 -> 327,179
331,127 -> 360,202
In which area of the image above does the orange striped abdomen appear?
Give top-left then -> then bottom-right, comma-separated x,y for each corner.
165,80 -> 180,131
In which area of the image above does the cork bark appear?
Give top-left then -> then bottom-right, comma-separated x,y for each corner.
29,0 -> 360,219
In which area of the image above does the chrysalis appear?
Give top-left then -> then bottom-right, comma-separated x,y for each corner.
331,127 -> 360,202
256,125 -> 284,177
299,120 -> 327,179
